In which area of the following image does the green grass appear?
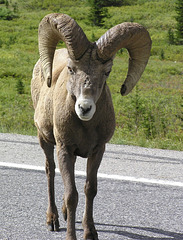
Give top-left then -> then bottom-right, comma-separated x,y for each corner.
0,0 -> 183,150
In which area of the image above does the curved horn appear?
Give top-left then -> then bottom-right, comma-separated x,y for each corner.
96,22 -> 152,96
38,13 -> 90,87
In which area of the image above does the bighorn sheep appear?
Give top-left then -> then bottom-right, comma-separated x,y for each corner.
31,13 -> 151,240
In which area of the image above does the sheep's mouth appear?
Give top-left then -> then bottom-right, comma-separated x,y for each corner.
76,107 -> 95,121
78,114 -> 93,121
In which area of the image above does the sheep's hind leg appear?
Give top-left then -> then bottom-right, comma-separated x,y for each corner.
83,145 -> 105,240
39,135 -> 59,231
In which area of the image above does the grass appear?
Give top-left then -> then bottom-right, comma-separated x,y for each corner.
0,0 -> 183,150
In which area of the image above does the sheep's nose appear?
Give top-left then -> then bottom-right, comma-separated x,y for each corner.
75,97 -> 96,121
78,104 -> 92,115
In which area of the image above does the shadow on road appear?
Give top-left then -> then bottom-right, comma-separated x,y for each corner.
76,221 -> 183,240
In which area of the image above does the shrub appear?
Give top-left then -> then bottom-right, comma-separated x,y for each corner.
176,96 -> 183,128
160,49 -> 165,60
16,79 -> 25,94
0,6 -> 16,20
30,0 -> 82,10
168,28 -> 175,45
0,38 -> 3,48
175,0 -> 183,44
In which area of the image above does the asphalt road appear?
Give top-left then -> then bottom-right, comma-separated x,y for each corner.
0,133 -> 183,240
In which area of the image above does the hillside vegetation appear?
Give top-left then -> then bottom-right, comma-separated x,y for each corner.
0,0 -> 183,150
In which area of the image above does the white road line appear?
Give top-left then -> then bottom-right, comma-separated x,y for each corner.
1,161 -> 183,187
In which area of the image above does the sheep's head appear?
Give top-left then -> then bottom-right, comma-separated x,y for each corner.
38,13 -> 152,121
66,46 -> 113,121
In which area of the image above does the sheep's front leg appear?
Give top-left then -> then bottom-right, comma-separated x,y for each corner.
83,145 -> 105,240
39,135 -> 59,231
57,144 -> 78,240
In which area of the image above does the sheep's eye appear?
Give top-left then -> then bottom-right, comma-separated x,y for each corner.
105,71 -> 111,77
68,66 -> 75,75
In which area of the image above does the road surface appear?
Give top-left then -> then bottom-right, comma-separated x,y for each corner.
0,133 -> 183,239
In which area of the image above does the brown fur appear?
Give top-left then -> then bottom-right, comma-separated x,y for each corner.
31,47 -> 115,240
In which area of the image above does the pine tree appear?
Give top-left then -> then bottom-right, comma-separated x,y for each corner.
175,0 -> 183,44
88,0 -> 108,26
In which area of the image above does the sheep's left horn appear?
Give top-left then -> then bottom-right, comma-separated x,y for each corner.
38,13 -> 90,87
96,22 -> 152,96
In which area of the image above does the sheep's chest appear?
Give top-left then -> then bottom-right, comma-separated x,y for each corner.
73,129 -> 99,158
54,111 -> 112,158
56,121 -> 100,158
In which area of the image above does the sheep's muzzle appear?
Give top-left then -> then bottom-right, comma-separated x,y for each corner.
75,96 -> 96,121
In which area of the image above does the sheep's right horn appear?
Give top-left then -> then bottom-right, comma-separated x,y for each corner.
38,13 -> 90,87
96,22 -> 152,96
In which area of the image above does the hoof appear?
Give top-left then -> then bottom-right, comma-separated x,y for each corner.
84,228 -> 98,240
85,236 -> 98,240
85,238 -> 98,240
47,219 -> 60,231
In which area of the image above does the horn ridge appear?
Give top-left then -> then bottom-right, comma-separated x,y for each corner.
96,22 -> 151,60
96,22 -> 152,96
38,13 -> 90,87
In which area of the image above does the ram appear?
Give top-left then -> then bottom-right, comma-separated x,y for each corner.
31,13 -> 151,240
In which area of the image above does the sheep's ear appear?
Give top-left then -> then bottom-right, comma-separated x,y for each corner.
96,22 -> 152,95
38,13 -> 91,87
